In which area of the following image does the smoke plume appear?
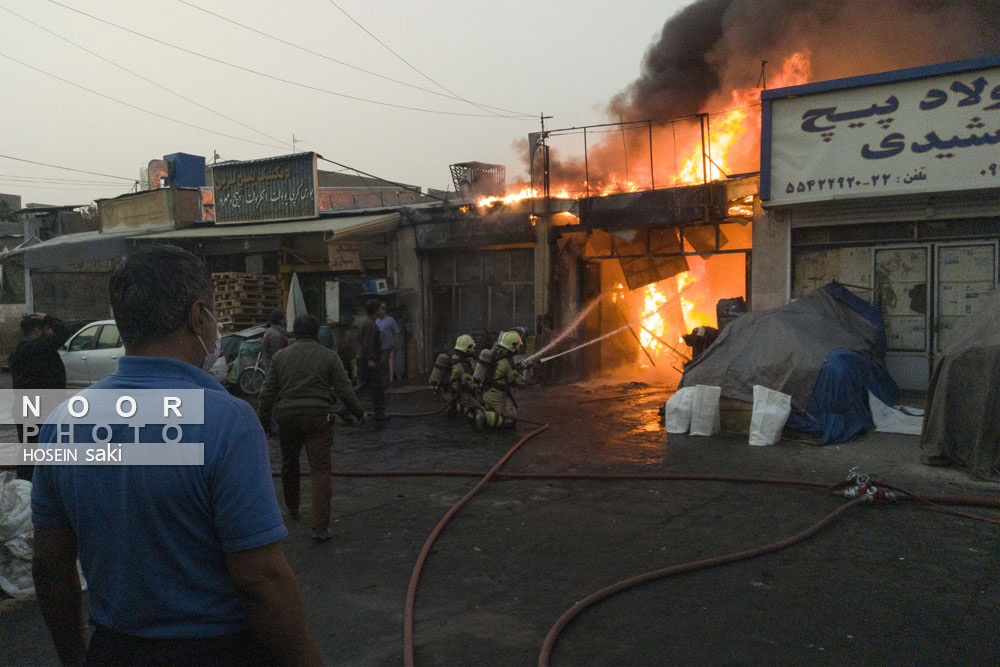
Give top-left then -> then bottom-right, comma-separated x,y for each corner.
612,0 -> 1000,120
517,0 -> 1000,191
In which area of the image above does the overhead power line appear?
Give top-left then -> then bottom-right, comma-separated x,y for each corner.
0,154 -> 136,181
0,51 -> 290,151
0,174 -> 131,185
0,3 -> 287,147
0,181 -> 128,192
175,0 -> 531,118
45,0 -> 530,119
322,0 -> 531,118
317,156 -> 448,203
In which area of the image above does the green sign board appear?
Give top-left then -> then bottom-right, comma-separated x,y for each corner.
213,152 -> 318,224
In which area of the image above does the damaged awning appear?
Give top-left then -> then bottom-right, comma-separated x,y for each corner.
12,230 -> 151,270
139,212 -> 400,241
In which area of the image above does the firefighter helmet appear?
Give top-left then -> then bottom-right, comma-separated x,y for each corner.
454,334 -> 476,355
498,330 -> 522,353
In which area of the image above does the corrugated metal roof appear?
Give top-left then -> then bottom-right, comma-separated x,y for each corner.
139,212 -> 400,240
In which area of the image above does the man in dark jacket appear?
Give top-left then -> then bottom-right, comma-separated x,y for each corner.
357,299 -> 387,420
261,309 -> 287,367
259,314 -> 367,542
8,312 -> 70,481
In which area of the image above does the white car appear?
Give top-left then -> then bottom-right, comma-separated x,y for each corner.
59,319 -> 228,387
59,319 -> 122,388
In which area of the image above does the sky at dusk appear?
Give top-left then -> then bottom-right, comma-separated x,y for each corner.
1,0 -> 685,206
3,1 -> 997,209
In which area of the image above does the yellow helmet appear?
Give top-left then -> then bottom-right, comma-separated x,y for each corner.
498,330 -> 523,353
454,334 -> 475,355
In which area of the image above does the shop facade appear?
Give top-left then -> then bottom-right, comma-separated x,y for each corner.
759,55 -> 1000,391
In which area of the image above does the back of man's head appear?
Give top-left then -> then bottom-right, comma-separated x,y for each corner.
269,309 -> 286,326
109,245 -> 212,349
365,299 -> 380,316
292,314 -> 319,339
19,315 -> 44,338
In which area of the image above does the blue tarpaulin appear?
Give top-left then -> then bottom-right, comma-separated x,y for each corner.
785,285 -> 898,444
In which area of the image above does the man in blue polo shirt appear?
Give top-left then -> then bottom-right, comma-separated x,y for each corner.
31,245 -> 320,666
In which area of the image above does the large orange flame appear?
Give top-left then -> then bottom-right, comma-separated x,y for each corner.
478,50 -> 812,206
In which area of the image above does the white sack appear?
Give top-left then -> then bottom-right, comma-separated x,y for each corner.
0,474 -> 34,598
0,473 -> 88,599
869,391 -> 924,435
749,385 -> 792,446
689,385 -> 722,436
664,387 -> 696,434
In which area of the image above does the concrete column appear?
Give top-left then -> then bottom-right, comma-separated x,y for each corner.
533,218 -> 550,327
24,264 -> 32,312
751,202 -> 791,312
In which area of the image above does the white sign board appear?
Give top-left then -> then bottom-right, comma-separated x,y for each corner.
765,63 -> 1000,205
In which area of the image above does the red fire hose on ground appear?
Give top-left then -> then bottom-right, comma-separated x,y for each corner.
268,403 -> 1000,666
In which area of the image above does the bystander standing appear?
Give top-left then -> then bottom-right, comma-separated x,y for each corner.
261,309 -> 288,367
30,245 -> 320,666
8,312 -> 70,482
258,314 -> 367,542
376,302 -> 402,386
358,299 -> 387,421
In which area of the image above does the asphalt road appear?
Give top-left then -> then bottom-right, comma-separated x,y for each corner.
2,379 -> 998,666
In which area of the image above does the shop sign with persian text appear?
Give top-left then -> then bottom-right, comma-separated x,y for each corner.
765,64 -> 1000,205
213,153 -> 318,224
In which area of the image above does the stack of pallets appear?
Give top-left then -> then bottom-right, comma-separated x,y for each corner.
211,272 -> 282,332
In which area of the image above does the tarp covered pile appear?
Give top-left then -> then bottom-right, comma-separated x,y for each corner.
679,283 -> 898,444
921,288 -> 1000,479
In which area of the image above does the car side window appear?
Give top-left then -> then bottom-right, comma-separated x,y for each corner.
68,325 -> 100,352
95,325 -> 122,350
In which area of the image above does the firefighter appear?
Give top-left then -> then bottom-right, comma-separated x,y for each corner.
445,334 -> 482,417
474,330 -> 523,430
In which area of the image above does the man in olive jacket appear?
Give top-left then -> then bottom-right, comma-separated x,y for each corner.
259,314 -> 367,541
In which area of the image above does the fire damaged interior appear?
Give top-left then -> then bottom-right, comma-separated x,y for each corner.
551,179 -> 755,382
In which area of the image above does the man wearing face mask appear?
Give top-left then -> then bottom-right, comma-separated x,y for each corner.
30,245 -> 320,666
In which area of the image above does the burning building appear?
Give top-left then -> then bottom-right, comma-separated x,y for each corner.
420,0 -> 1000,384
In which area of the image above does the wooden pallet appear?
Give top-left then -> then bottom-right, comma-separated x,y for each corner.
217,295 -> 281,308
216,286 -> 280,297
212,271 -> 279,281
219,306 -> 272,317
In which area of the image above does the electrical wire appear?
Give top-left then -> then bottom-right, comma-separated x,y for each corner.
0,3 -> 287,147
0,181 -> 126,192
0,51 -> 290,151
0,154 -> 135,181
0,174 -> 127,185
175,0 -> 529,118
322,0 -> 534,119
45,0 -> 529,119
317,156 -> 449,203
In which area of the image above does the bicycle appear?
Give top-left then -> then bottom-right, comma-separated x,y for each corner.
237,348 -> 267,395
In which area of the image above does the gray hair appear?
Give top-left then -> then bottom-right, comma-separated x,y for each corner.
109,245 -> 212,348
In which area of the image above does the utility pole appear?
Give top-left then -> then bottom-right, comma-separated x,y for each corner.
292,134 -> 303,153
540,113 -> 553,199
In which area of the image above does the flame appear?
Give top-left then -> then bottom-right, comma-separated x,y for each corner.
639,283 -> 668,350
672,51 -> 812,185
477,186 -> 574,207
480,52 -> 811,209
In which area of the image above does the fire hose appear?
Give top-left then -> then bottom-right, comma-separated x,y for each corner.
267,405 -> 1000,665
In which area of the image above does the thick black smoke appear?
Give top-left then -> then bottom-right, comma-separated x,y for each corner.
610,0 -> 1000,120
